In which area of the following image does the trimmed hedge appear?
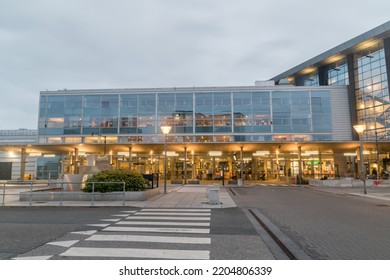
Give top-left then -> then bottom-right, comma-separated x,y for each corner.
83,169 -> 147,193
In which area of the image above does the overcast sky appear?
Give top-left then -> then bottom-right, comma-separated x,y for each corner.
1,0 -> 390,130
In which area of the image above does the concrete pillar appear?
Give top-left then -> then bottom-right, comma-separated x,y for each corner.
212,156 -> 216,180
170,157 -> 174,180
298,146 -> 302,179
253,156 -> 257,181
74,148 -> 79,174
240,146 -> 244,180
184,147 -> 187,184
318,150 -> 323,177
334,152 -> 349,177
69,151 -> 74,174
20,148 -> 27,181
351,156 -> 357,177
191,151 -> 195,179
128,146 -> 133,171
149,151 -> 154,174
276,150 -> 280,181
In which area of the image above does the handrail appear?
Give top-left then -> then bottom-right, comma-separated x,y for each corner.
1,181 -> 127,207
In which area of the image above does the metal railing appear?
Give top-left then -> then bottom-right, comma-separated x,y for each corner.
1,181 -> 45,206
1,181 -> 128,207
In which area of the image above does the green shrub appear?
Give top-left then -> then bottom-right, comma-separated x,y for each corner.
83,169 -> 147,192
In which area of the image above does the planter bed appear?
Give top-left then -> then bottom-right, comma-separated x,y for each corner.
19,187 -> 160,202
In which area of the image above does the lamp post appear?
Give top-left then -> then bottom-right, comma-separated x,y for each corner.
91,132 -> 107,155
354,124 -> 367,194
375,117 -> 380,178
161,126 -> 172,194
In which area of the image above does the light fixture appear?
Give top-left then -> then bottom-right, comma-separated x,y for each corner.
208,151 -> 222,157
354,124 -> 367,194
253,151 -> 270,156
161,126 -> 172,194
161,126 -> 172,135
353,124 -> 366,134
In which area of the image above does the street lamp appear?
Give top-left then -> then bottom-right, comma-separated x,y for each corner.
375,117 -> 380,178
354,124 -> 367,194
161,126 -> 172,194
91,132 -> 107,155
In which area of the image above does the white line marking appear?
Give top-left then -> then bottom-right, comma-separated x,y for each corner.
100,219 -> 121,222
13,255 -> 53,260
70,230 -> 97,235
86,234 -> 211,244
120,211 -> 138,213
103,226 -> 210,234
112,214 -> 129,217
86,224 -> 110,227
134,212 -> 210,216
116,221 -> 210,227
126,216 -> 210,221
141,209 -> 210,212
47,240 -> 79,248
60,247 -> 210,259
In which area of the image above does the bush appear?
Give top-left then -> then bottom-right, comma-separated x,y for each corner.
83,169 -> 147,193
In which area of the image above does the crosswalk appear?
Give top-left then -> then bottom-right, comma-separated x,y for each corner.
257,183 -> 300,187
14,208 -> 212,260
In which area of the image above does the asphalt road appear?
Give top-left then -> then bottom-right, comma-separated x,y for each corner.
2,186 -> 390,260
0,206 -> 274,260
0,207 -> 132,259
231,186 -> 390,259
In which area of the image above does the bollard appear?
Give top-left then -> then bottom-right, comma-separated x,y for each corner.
91,182 -> 95,206
29,182 -> 33,206
122,182 -> 126,206
2,183 -> 5,206
60,181 -> 64,206
208,186 -> 220,205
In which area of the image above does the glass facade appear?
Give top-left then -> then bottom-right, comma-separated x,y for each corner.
282,42 -> 389,142
38,89 -> 335,144
327,60 -> 349,86
355,47 -> 389,141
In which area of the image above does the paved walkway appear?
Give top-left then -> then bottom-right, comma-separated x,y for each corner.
3,182 -> 390,208
310,185 -> 390,202
2,184 -> 237,208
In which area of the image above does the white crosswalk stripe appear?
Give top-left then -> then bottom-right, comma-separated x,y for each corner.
126,216 -> 210,221
58,208 -> 212,260
134,212 -> 211,216
60,247 -> 210,260
116,221 -> 210,226
103,226 -> 210,234
86,234 -> 211,244
140,209 -> 210,212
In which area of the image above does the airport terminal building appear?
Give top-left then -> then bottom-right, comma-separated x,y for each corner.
2,21 -> 390,182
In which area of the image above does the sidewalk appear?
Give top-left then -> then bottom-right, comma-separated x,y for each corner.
309,185 -> 390,202
3,184 -> 237,208
4,182 -> 390,208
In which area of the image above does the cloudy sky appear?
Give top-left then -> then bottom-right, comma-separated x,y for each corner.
1,0 -> 390,129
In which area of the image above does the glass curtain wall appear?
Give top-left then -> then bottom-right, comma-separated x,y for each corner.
327,60 -> 349,86
83,95 -> 119,135
39,89 -> 334,143
354,47 -> 389,141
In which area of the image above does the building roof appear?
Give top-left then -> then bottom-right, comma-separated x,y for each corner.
271,20 -> 390,81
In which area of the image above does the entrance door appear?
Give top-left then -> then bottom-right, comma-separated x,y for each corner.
0,162 -> 12,180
